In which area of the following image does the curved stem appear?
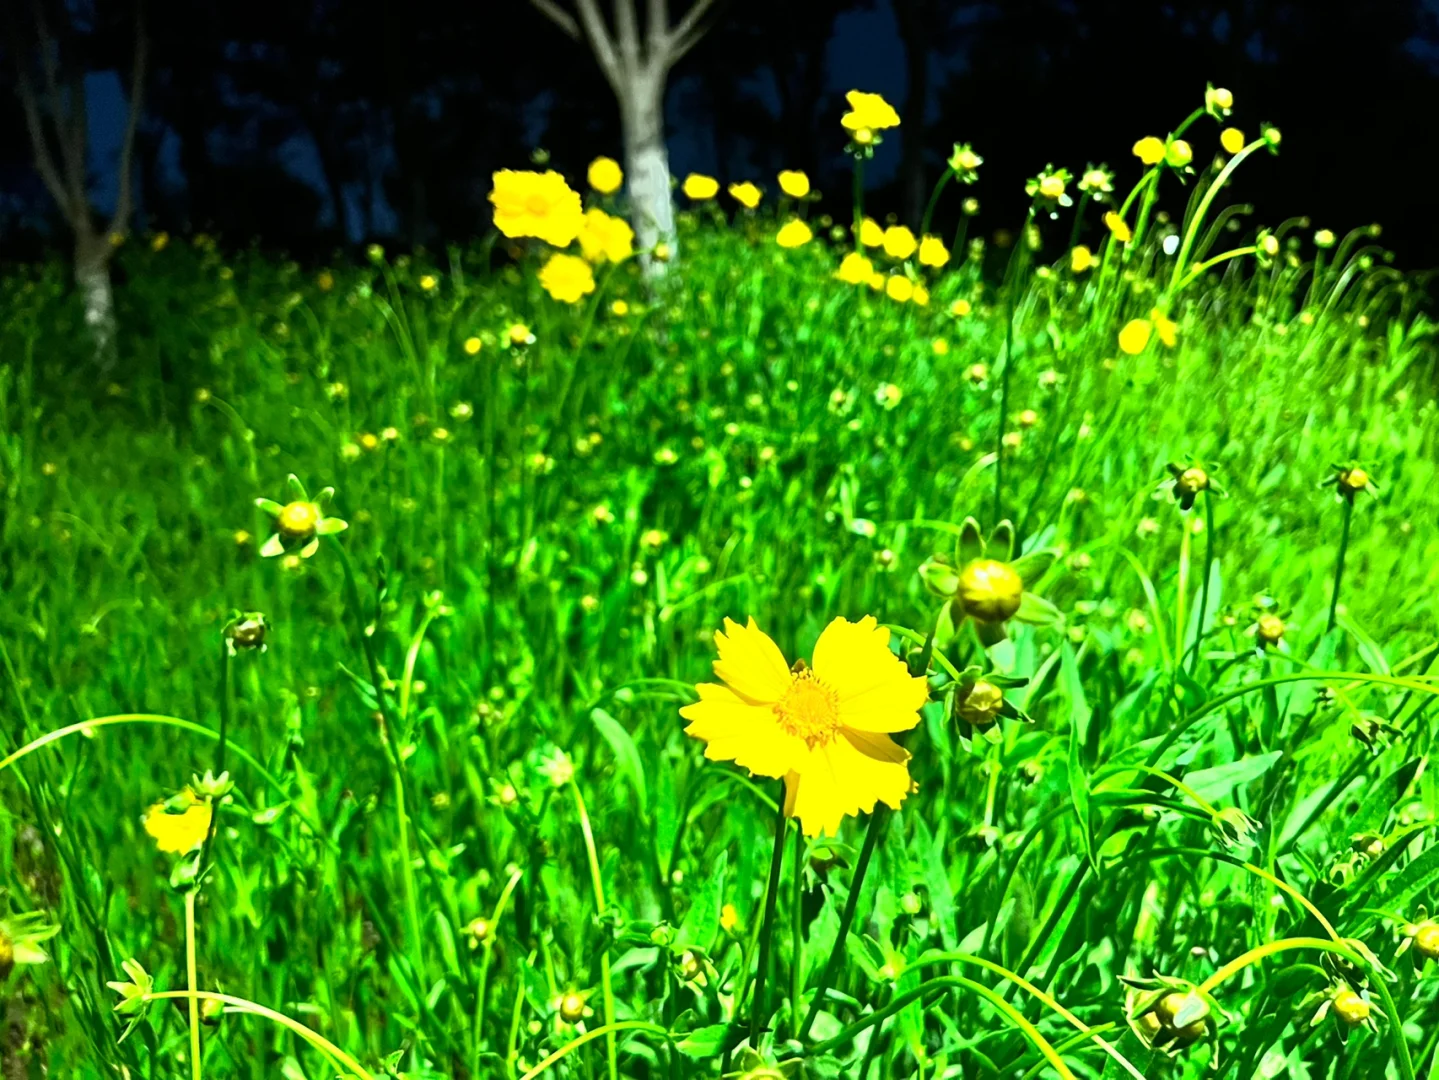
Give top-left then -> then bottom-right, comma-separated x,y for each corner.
517,1021 -> 670,1080
185,890 -> 203,1080
800,806 -> 885,1039
751,790 -> 789,1047
472,866 -> 525,1076
918,169 -> 953,238
142,991 -> 376,1080
1328,496 -> 1354,632
571,779 -> 618,1080
1189,493 -> 1216,672
1168,138 -> 1268,297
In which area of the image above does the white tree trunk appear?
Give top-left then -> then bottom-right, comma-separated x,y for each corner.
620,74 -> 676,274
75,232 -> 117,369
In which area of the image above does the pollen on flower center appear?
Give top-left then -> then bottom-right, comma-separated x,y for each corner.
774,664 -> 841,748
278,500 -> 320,538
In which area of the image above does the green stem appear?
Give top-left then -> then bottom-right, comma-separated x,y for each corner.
851,157 -> 865,253
1168,137 -> 1269,297
800,807 -> 884,1039
571,779 -> 618,1080
789,827 -> 803,1039
216,641 -> 231,775
1189,492 -> 1216,673
918,169 -> 953,238
185,889 -> 203,1080
517,1021 -> 670,1080
751,789 -> 789,1047
1328,495 -> 1354,632
472,867 -> 524,1076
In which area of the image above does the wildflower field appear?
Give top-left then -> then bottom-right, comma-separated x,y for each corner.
5,88 -> 1439,1080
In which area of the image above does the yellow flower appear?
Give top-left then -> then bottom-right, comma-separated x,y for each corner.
1220,128 -> 1245,155
1104,211 -> 1132,243
918,234 -> 949,267
883,226 -> 917,260
577,208 -> 635,263
1151,307 -> 1178,346
611,299 -> 629,316
912,284 -> 929,306
951,298 -> 972,317
680,616 -> 926,837
778,170 -> 811,198
1039,174 -> 1066,199
538,253 -> 596,304
1119,319 -> 1152,355
1165,139 -> 1193,168
720,903 -> 741,933
1206,85 -> 1234,113
835,252 -> 873,284
587,156 -> 623,194
508,324 -> 534,346
729,181 -> 762,209
1132,137 -> 1166,166
841,90 -> 901,134
144,799 -> 213,854
776,219 -> 813,248
885,275 -> 914,303
316,270 -> 334,291
866,271 -> 886,291
859,217 -> 885,247
682,173 -> 719,200
151,232 -> 169,252
464,336 -> 483,355
932,338 -> 949,356
489,170 -> 584,247
1071,245 -> 1096,273
419,274 -> 438,291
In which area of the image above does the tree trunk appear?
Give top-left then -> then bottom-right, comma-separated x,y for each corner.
74,228 -> 117,369
620,71 -> 675,272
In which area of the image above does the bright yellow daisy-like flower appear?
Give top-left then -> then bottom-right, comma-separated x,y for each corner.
682,173 -> 720,200
859,217 -> 885,247
1220,128 -> 1245,155
680,616 -> 926,837
776,219 -> 813,248
778,170 -> 811,198
538,253 -> 596,304
918,235 -> 950,268
1132,137 -> 1167,166
841,90 -> 901,134
1104,211 -> 1133,243
587,156 -> 623,195
882,226 -> 917,260
1071,245 -> 1096,273
885,275 -> 914,303
144,797 -> 213,854
729,181 -> 762,209
577,208 -> 634,263
835,251 -> 873,284
489,170 -> 584,247
1119,318 -> 1153,355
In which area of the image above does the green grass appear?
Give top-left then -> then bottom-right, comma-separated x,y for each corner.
3,104 -> 1439,1080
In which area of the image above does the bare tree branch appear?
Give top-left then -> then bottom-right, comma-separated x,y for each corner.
646,0 -> 668,54
663,0 -> 722,65
527,0 -> 581,41
108,4 -> 148,235
30,0 -> 86,213
612,0 -> 641,73
572,0 -> 624,89
11,55 -> 72,220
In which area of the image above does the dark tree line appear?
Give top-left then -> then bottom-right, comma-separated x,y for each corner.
3,0 -> 1438,266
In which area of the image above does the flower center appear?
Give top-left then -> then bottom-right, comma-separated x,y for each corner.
278,501 -> 320,538
774,662 -> 840,749
526,195 -> 553,217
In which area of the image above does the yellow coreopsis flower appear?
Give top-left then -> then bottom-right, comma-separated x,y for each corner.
144,797 -> 213,855
1104,211 -> 1133,243
841,90 -> 901,135
489,170 -> 584,247
1119,318 -> 1153,355
776,219 -> 813,248
883,226 -> 917,260
1071,245 -> 1096,273
885,275 -> 914,303
778,170 -> 811,198
682,173 -> 719,200
729,181 -> 762,209
835,251 -> 873,284
1132,137 -> 1166,166
577,208 -> 635,263
918,234 -> 949,267
1220,128 -> 1245,155
538,253 -> 596,304
859,217 -> 885,247
587,156 -> 623,194
680,616 -> 926,837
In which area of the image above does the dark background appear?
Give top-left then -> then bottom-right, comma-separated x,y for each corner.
3,0 -> 1438,265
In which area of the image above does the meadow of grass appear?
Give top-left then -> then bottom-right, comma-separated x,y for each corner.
3,91 -> 1439,1080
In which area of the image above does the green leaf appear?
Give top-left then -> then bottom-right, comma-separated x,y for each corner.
676,1023 -> 730,1059
590,707 -> 648,819
675,849 -> 727,954
1183,751 -> 1283,803
1062,643 -> 1096,872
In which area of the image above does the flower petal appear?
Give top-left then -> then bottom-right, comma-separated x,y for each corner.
785,732 -> 912,837
680,682 -> 805,778
813,616 -> 927,732
712,617 -> 791,703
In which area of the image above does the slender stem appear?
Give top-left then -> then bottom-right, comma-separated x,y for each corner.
1328,496 -> 1354,632
918,168 -> 952,237
800,807 -> 884,1039
751,790 -> 789,1047
216,641 -> 231,774
185,888 -> 203,1080
1189,493 -> 1216,673
571,779 -> 618,1080
789,827 -> 803,1039
472,867 -> 524,1076
851,156 -> 865,253
517,1021 -> 670,1080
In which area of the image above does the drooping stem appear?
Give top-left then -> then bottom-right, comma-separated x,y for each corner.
1189,492 -> 1216,673
750,789 -> 790,1047
1328,496 -> 1354,632
918,168 -> 953,238
571,779 -> 618,1080
800,806 -> 885,1039
185,888 -> 203,1080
